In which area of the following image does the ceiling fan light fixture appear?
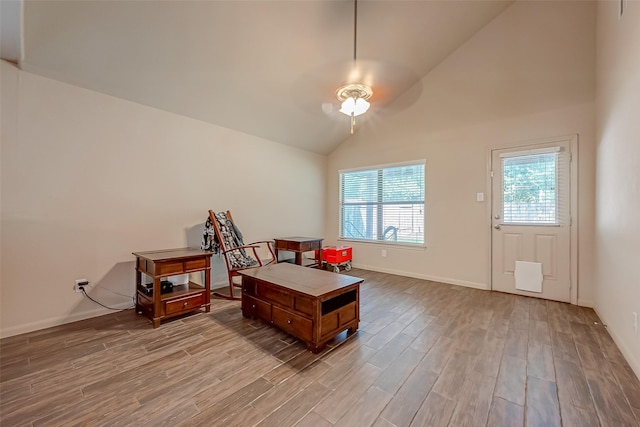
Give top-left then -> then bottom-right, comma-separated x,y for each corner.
336,83 -> 373,134
339,96 -> 370,117
336,83 -> 373,117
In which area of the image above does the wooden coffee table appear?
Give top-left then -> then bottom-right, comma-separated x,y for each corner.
239,263 -> 363,353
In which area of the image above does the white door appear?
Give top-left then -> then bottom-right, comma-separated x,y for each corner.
491,139 -> 573,302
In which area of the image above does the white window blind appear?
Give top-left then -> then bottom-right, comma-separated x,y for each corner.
500,147 -> 568,225
339,162 -> 425,244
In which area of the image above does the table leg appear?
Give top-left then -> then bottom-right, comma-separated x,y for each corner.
152,277 -> 161,328
307,342 -> 324,354
135,265 -> 142,313
204,267 -> 211,313
316,247 -> 323,269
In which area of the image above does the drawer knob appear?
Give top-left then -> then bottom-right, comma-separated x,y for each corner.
287,319 -> 292,324
252,304 -> 256,309
183,302 -> 188,307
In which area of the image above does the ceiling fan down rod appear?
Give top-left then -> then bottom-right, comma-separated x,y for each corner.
353,0 -> 358,64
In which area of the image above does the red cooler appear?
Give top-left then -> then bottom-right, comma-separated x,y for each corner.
320,246 -> 353,273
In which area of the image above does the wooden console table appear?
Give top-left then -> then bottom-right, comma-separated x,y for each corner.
274,237 -> 323,268
239,262 -> 362,353
133,248 -> 212,328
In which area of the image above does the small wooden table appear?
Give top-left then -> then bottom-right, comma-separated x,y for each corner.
239,263 -> 362,353
274,237 -> 323,268
133,248 -> 212,328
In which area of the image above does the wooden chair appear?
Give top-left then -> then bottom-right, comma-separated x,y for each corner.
208,210 -> 276,300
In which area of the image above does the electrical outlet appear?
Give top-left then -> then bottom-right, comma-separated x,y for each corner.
75,279 -> 88,293
381,249 -> 387,257
633,312 -> 638,334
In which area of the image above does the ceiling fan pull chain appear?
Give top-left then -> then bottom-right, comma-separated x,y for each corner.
351,113 -> 356,134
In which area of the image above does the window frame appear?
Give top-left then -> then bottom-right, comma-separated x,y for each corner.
338,160 -> 426,248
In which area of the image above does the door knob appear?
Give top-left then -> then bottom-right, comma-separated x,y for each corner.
494,224 -> 501,230
494,214 -> 501,220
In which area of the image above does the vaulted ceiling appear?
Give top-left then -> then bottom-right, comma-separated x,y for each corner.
2,0 -> 514,154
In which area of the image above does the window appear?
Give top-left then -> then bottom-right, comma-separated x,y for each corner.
500,147 -> 567,225
339,161 -> 425,245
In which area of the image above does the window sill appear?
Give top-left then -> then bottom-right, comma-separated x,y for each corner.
337,238 -> 426,251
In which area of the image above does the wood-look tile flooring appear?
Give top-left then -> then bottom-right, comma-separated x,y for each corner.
2,269 -> 639,426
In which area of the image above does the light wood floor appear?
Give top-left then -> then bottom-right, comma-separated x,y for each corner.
1,269 -> 639,426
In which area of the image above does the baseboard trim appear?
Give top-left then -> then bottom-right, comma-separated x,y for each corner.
351,263 -> 489,290
592,306 -> 640,381
577,299 -> 594,308
0,302 -> 134,339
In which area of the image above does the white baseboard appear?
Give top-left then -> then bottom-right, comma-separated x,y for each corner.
351,263 -> 489,291
0,302 -> 134,339
211,280 -> 229,288
577,299 -> 594,308
592,306 -> 640,381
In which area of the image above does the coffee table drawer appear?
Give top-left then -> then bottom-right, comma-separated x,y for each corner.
243,279 -> 256,296
293,295 -> 314,316
243,294 -> 271,320
258,283 -> 293,308
272,306 -> 313,342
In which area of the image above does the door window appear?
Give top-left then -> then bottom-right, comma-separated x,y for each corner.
500,148 -> 567,225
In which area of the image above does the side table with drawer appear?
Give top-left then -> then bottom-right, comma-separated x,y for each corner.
133,248 -> 212,328
274,237 -> 323,268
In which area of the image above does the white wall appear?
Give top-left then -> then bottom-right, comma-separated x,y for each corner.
0,61 -> 326,337
326,1 -> 596,304
595,1 -> 640,377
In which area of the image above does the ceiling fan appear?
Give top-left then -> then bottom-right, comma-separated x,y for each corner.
291,0 -> 422,135
335,0 -> 373,134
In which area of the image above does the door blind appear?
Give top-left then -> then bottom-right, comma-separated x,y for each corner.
500,148 -> 568,225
